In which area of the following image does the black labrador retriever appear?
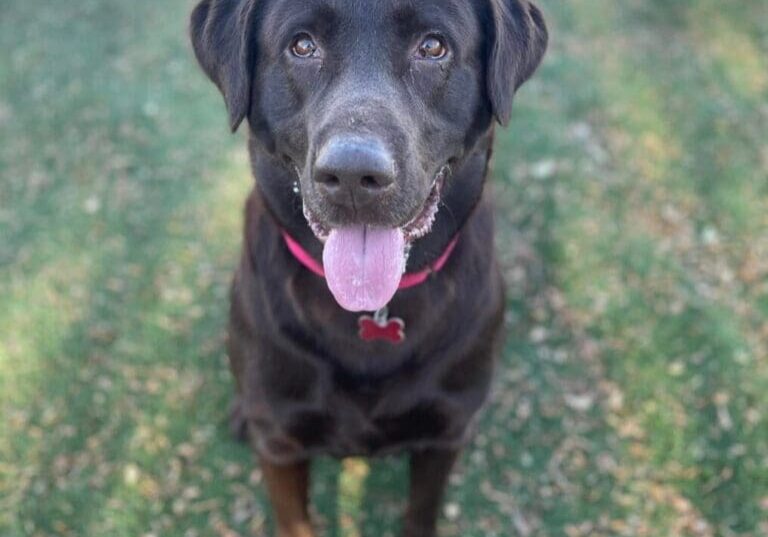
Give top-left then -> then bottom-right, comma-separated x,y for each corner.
190,0 -> 547,535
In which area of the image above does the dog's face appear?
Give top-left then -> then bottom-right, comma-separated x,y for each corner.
256,0 -> 487,238
192,0 -> 547,311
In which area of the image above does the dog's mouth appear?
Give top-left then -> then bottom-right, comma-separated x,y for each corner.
301,167 -> 448,313
302,168 -> 446,243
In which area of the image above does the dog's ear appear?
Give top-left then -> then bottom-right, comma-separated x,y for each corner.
190,0 -> 259,132
487,0 -> 548,126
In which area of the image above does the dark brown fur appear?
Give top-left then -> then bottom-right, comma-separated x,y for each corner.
190,0 -> 547,535
228,147 -> 505,465
230,162 -> 504,537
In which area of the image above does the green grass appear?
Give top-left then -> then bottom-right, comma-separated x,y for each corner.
1,0 -> 767,535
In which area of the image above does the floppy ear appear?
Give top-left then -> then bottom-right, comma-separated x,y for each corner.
190,0 -> 259,132
487,0 -> 548,126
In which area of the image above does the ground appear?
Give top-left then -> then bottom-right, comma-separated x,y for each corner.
1,0 -> 767,536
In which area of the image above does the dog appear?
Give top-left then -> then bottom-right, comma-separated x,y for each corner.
190,1 -> 547,535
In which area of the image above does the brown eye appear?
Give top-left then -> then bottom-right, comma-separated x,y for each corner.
417,35 -> 447,60
291,34 -> 317,58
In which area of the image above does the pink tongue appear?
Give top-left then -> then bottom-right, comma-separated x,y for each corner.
323,226 -> 406,312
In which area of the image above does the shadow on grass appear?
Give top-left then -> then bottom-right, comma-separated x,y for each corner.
0,0 -> 259,535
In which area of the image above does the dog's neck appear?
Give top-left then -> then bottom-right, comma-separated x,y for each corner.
248,130 -> 494,272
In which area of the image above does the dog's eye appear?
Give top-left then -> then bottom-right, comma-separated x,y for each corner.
291,34 -> 318,58
417,35 -> 447,60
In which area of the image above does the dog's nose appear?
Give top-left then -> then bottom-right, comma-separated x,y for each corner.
313,137 -> 396,207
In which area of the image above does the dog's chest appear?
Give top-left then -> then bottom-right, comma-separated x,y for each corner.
247,360 -> 476,463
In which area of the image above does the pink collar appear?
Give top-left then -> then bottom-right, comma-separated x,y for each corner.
281,231 -> 458,290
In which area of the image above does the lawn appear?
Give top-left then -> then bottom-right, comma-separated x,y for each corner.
1,0 -> 767,536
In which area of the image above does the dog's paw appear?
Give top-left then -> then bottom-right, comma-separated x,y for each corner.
228,397 -> 249,443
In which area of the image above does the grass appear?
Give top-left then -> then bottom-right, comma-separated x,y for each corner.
1,0 -> 767,535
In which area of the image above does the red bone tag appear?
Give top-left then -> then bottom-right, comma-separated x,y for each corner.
358,308 -> 405,344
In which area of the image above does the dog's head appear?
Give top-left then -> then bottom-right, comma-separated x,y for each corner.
191,0 -> 547,311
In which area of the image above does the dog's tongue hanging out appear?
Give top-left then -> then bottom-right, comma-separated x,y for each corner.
322,226 -> 405,312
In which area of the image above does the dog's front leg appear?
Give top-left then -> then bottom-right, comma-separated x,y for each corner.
261,458 -> 315,537
402,449 -> 460,537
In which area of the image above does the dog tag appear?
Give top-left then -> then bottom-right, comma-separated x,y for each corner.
358,307 -> 405,344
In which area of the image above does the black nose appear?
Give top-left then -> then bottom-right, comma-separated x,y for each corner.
313,137 -> 396,208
